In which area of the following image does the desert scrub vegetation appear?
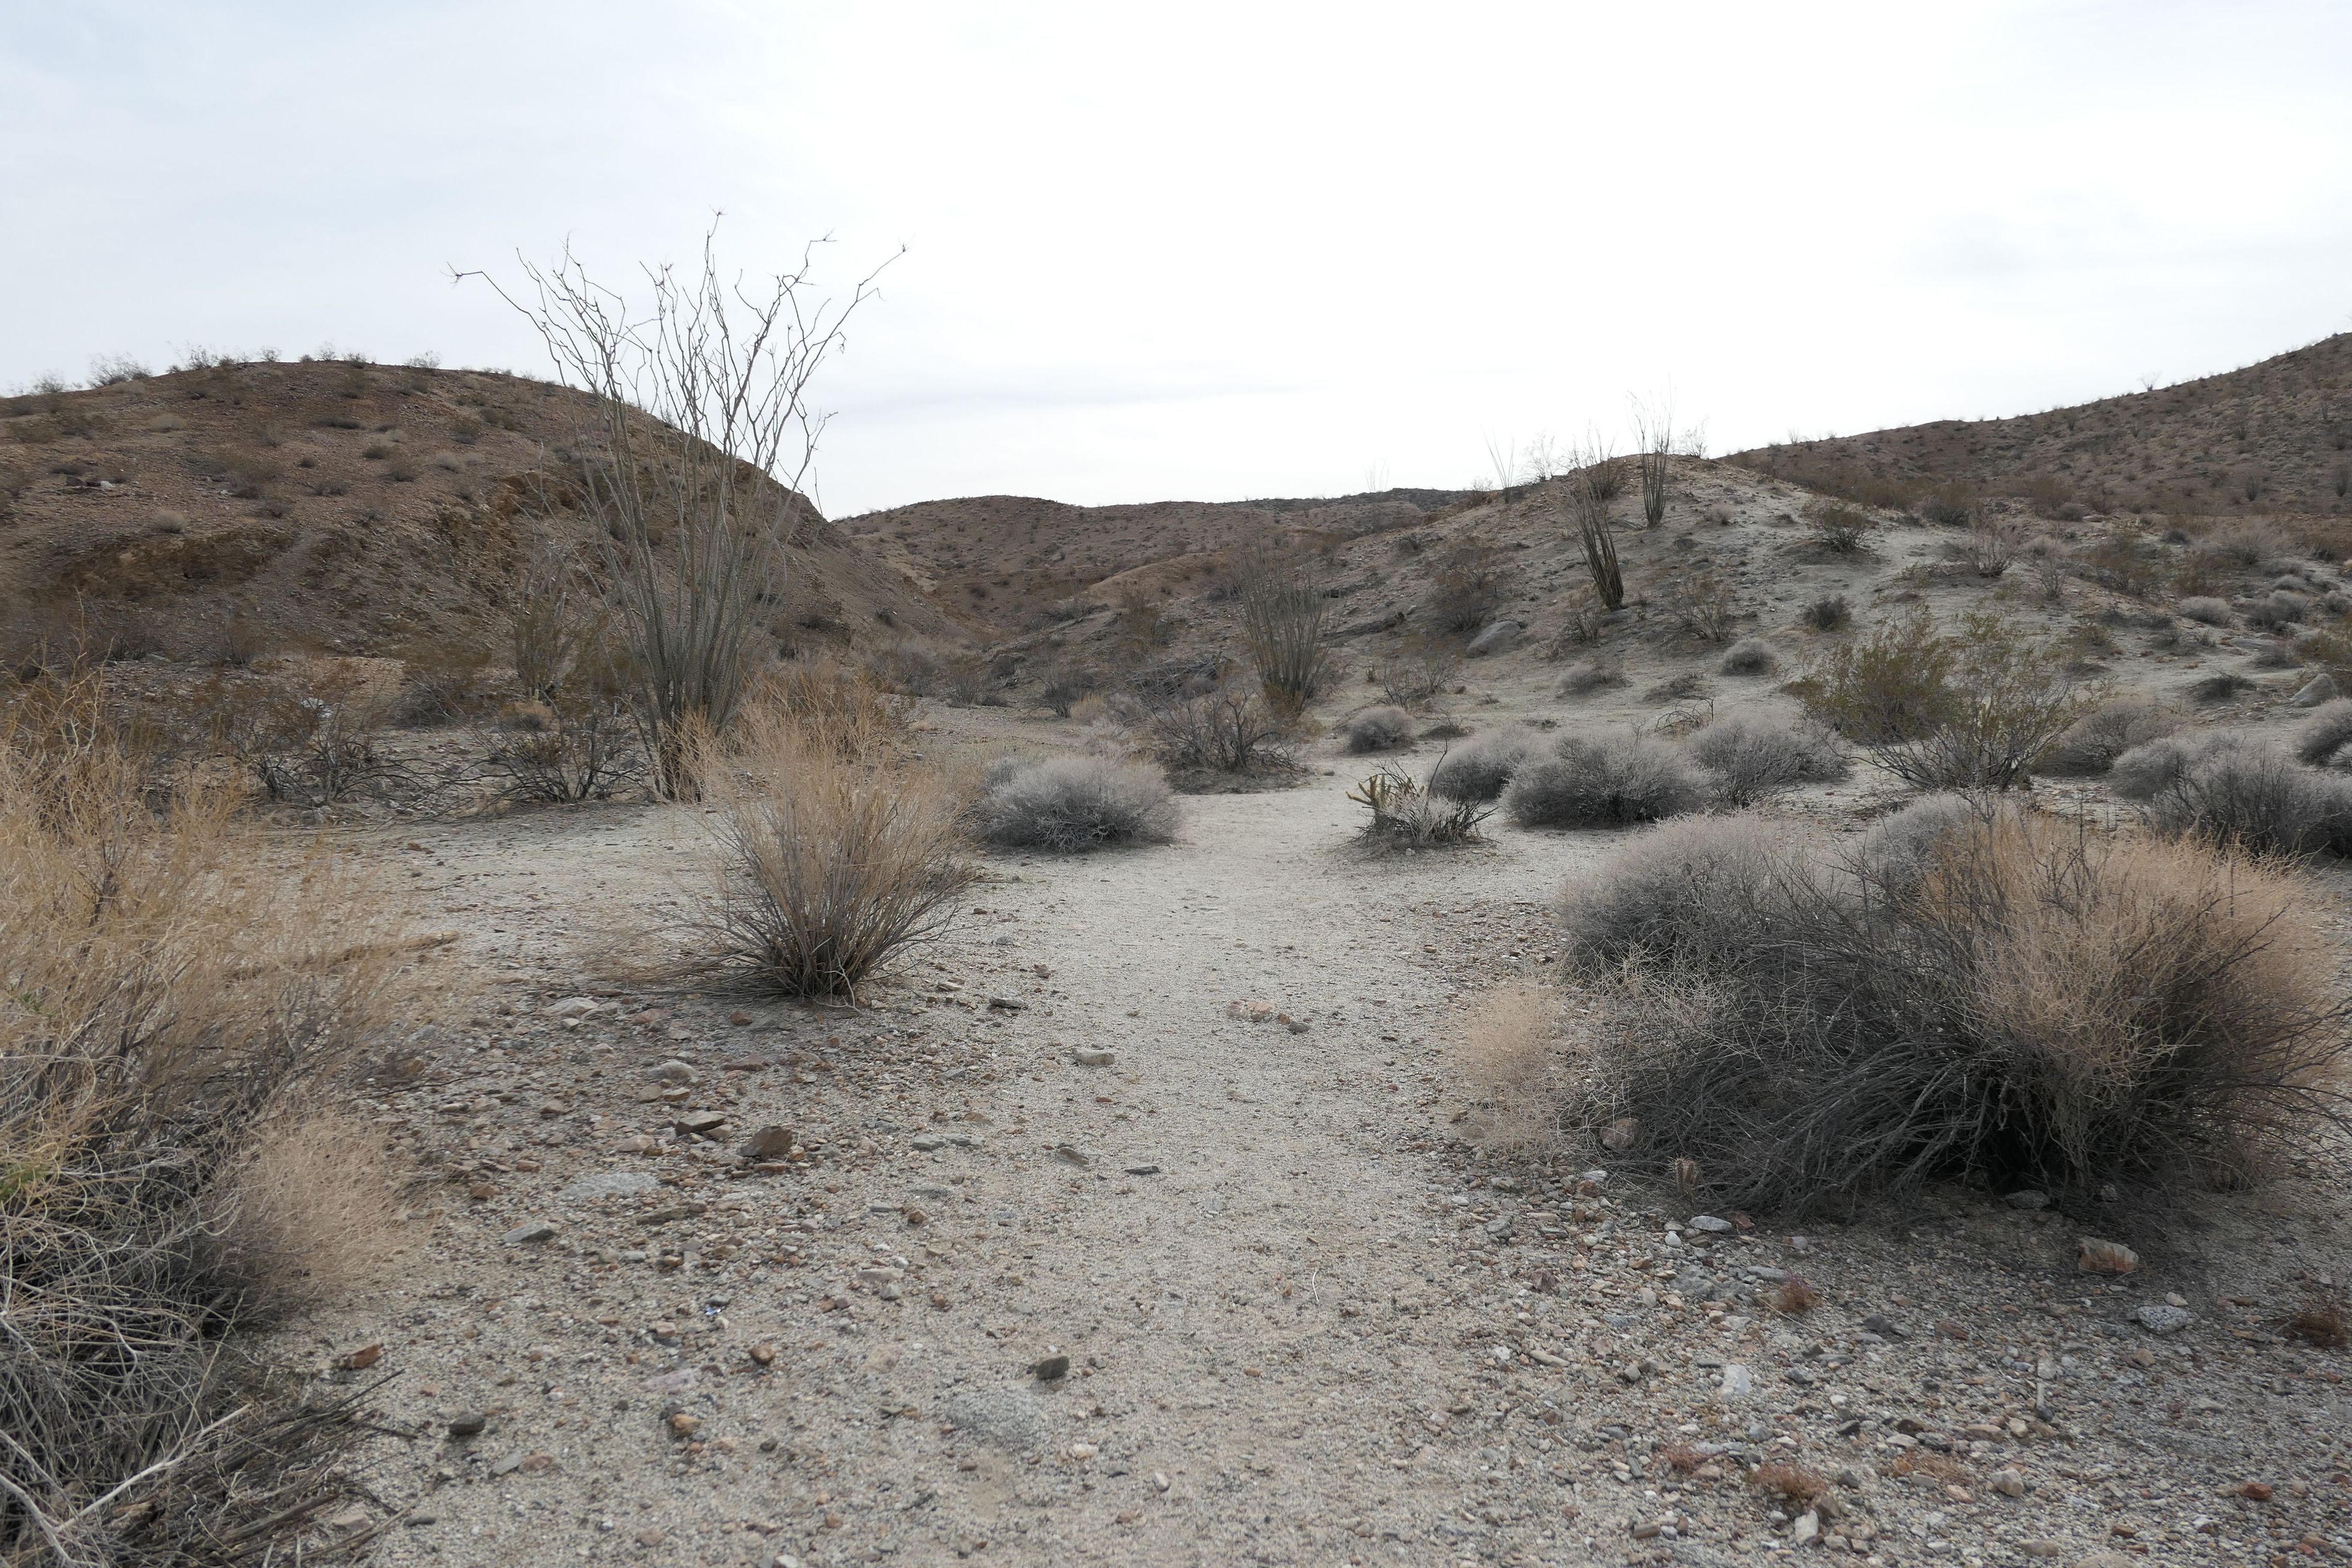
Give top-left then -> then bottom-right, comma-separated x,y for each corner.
1343,704 -> 1412,753
1560,445 -> 1625,611
1792,606 -> 2085,790
1686,713 -> 1850,805
481,223 -> 889,795
1150,690 -> 1295,778
974,756 -> 1180,853
1427,726 -> 1544,803
2297,698 -> 2352,767
1504,733 -> 1703,829
1232,545 -> 1332,715
1718,637 -> 1777,677
1558,656 -> 1624,696
1348,760 -> 1494,850
0,672 -> 409,1559
1551,804 -> 2352,1209
2031,695 -> 2177,777
2137,742 -> 2352,858
686,692 -> 974,999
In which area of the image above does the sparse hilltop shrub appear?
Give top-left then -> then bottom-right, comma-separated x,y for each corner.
1344,704 -> 1413,753
1719,638 -> 1777,677
1808,502 -> 1871,554
2109,731 -> 2242,801
2032,695 -> 2177,777
2139,743 -> 2352,858
0,671 -> 405,1559
1792,606 -> 2084,790
2297,699 -> 2352,766
1553,805 -> 2352,1209
974,756 -> 1179,852
1687,714 -> 1850,805
1427,725 -> 1544,803
1504,733 -> 1703,828
2179,595 -> 2234,627
1800,595 -> 1852,633
1349,761 -> 1494,849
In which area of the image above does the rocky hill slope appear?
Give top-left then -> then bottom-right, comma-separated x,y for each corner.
1731,332 -> 2352,522
0,359 -> 963,666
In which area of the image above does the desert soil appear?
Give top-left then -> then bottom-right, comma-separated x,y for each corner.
287,714 -> 2352,1568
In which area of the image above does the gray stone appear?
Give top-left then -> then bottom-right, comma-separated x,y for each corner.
1716,1364 -> 1755,1402
1466,620 -> 1523,657
2292,673 -> 2340,707
911,1134 -> 946,1152
1050,1144 -> 1091,1167
557,1172 -> 658,1203
2005,1189 -> 2051,1210
2133,1303 -> 2192,1335
647,1058 -> 697,1084
1071,1047 -> 1115,1067
941,1386 -> 1048,1450
1687,1214 -> 1733,1233
501,1221 -> 556,1245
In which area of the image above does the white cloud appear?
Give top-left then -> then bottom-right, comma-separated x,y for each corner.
4,0 -> 2348,513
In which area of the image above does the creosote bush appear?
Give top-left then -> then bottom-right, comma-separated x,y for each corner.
1718,637 -> 1777,677
1552,805 -> 2352,1210
1344,704 -> 1413,753
974,756 -> 1180,853
1,671 -> 407,1561
1504,733 -> 1703,828
1559,657 -> 1625,696
1150,690 -> 1294,775
1687,714 -> 1850,805
1427,726 -> 1544,803
2139,743 -> 2352,858
1792,606 -> 2084,790
2296,698 -> 2352,767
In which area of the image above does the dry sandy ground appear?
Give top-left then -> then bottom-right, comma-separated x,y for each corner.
277,709 -> 2352,1568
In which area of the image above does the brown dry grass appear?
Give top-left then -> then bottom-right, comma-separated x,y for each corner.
681,689 -> 976,1001
1749,1461 -> 1830,1503
1454,982 -> 1565,1155
0,666 -> 415,1561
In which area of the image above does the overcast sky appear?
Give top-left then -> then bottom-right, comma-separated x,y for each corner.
6,2 -> 2350,516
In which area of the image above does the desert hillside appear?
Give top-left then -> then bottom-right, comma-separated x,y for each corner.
0,358 -> 965,665
840,488 -> 1466,636
1729,332 -> 2352,522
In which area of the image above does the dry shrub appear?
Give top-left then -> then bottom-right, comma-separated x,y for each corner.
688,699 -> 974,998
1344,704 -> 1414,754
974,756 -> 1180,853
1687,714 -> 1849,805
1150,690 -> 1294,775
1809,502 -> 1871,554
1800,595 -> 1852,633
2179,595 -> 2235,627
2140,743 -> 2352,857
1750,1462 -> 1830,1504
1428,726 -> 1545,802
2296,698 -> 2352,767
1454,983 -> 1564,1155
2034,695 -> 2178,777
1560,657 -> 1626,696
1719,638 -> 1777,677
1556,805 -> 2352,1210
2285,1303 -> 2348,1349
1371,633 -> 1461,707
0,671 -> 409,1561
2109,731 -> 2241,801
1504,734 -> 1703,828
1233,545 -> 1332,714
1349,761 -> 1494,851
1887,1449 -> 1968,1483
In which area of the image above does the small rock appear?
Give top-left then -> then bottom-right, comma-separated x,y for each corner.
1992,1468 -> 2027,1496
546,997 -> 600,1019
647,1059 -> 698,1084
1050,1144 -> 1091,1167
613,1134 -> 660,1154
2005,1189 -> 2051,1210
559,1171 -> 659,1202
674,1112 -> 726,1137
1600,1117 -> 1639,1152
1716,1364 -> 1754,1402
2077,1237 -> 2139,1274
2292,673 -> 2340,707
739,1125 -> 794,1160
2238,1480 -> 2274,1501
635,1528 -> 666,1547
911,1134 -> 947,1152
1791,1510 -> 1820,1547
1032,1354 -> 1071,1382
857,1265 -> 904,1287
1123,1163 -> 1162,1176
986,995 -> 1027,1011
668,1412 -> 702,1438
1225,999 -> 1276,1023
729,1009 -> 753,1025
1687,1215 -> 1733,1233
2134,1303 -> 2192,1335
1071,1047 -> 1116,1067
502,1221 -> 556,1245
334,1343 -> 383,1371
1860,1313 -> 1909,1340
447,1411 -> 488,1439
